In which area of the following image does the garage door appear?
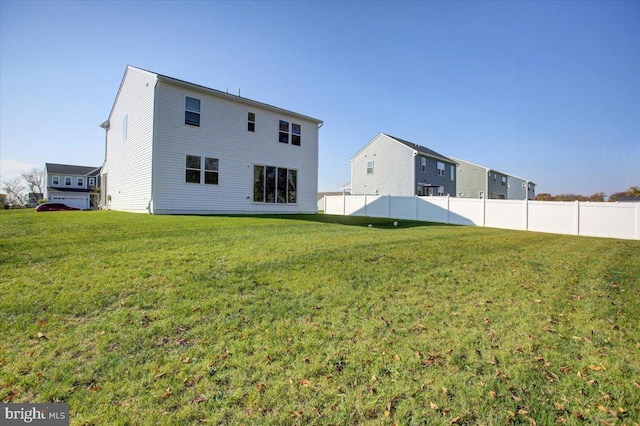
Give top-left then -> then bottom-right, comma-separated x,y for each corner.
50,196 -> 87,210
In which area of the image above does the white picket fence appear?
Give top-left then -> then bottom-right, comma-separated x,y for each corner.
319,195 -> 640,240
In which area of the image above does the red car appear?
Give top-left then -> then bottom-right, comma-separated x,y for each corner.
35,203 -> 81,212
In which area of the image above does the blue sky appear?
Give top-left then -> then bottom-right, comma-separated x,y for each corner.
1,0 -> 638,195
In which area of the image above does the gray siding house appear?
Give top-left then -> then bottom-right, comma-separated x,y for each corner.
45,163 -> 101,209
451,157 -> 535,200
350,133 -> 456,196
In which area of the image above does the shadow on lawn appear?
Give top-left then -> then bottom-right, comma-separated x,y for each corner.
245,213 -> 455,229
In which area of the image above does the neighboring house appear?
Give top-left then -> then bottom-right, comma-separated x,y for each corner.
350,133 -> 456,196
451,157 -> 535,200
44,163 -> 101,210
100,66 -> 323,214
616,196 -> 640,202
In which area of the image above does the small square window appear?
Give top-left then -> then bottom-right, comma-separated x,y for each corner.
367,160 -> 374,174
88,177 -> 95,187
52,176 -> 59,185
77,177 -> 84,187
437,162 -> 445,176
65,177 -> 72,186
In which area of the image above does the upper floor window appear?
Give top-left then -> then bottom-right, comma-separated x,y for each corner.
88,177 -> 96,187
501,176 -> 507,186
122,114 -> 128,140
291,123 -> 301,146
278,120 -> 301,145
420,158 -> 427,173
52,176 -> 59,185
185,97 -> 201,126
437,162 -> 445,176
77,177 -> 84,187
248,112 -> 255,132
65,177 -> 72,186
450,166 -> 455,181
366,160 -> 374,174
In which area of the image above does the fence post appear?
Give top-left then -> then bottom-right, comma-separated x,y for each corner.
482,196 -> 486,227
415,196 -> 419,220
636,203 -> 640,240
387,195 -> 391,219
574,201 -> 580,236
446,195 -> 450,224
364,194 -> 367,217
524,198 -> 529,231
342,193 -> 346,216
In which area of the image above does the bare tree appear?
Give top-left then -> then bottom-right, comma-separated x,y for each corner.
2,177 -> 28,208
20,167 -> 45,197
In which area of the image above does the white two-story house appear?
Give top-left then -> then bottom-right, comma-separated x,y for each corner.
44,163 -> 101,210
100,66 -> 323,214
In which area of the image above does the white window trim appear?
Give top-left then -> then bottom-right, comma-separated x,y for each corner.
52,176 -> 60,185
366,160 -> 374,174
420,157 -> 427,173
65,176 -> 72,186
77,177 -> 84,187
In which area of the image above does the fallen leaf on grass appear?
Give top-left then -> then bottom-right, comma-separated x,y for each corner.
299,379 -> 310,387
162,387 -> 172,399
588,365 -> 606,371
450,417 -> 460,424
430,402 -> 439,410
37,332 -> 47,339
256,383 -> 266,393
2,390 -> 19,402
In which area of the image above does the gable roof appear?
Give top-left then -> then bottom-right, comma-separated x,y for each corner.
384,134 -> 456,164
105,66 -> 323,126
46,163 -> 101,176
450,157 -> 535,185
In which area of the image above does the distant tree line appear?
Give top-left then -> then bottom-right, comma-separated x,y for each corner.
535,186 -> 640,202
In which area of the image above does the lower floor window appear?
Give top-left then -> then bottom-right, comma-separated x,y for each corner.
253,165 -> 297,203
186,155 -> 219,185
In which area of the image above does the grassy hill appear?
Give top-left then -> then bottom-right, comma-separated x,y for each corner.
1,210 -> 638,424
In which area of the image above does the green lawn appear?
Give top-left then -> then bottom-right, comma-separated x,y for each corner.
1,210 -> 638,425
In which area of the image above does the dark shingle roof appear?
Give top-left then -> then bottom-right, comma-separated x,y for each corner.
384,134 -> 455,164
46,163 -> 101,176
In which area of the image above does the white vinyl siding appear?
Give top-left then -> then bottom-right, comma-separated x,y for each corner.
351,134 -> 415,196
101,66 -> 157,212
151,81 -> 319,214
